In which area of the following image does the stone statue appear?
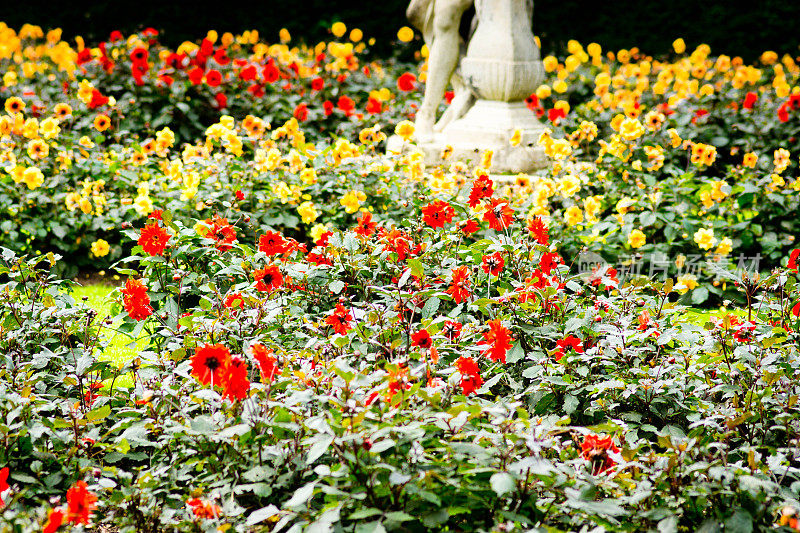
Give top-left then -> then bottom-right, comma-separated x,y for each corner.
406,0 -> 535,143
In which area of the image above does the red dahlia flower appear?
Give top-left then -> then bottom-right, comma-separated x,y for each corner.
355,211 -> 377,236
581,434 -> 620,474
258,231 -> 287,256
121,278 -> 153,321
66,480 -> 98,525
187,497 -> 221,519
326,303 -> 353,335
481,319 -> 513,363
191,344 -> 231,386
455,356 -> 483,395
43,508 -> 64,533
207,70 -> 224,88
222,356 -> 250,401
254,265 -> 283,293
528,216 -> 549,245
481,252 -> 505,276
742,91 -> 758,110
294,103 -> 308,121
554,335 -> 584,361
447,266 -> 472,304
0,467 -> 8,505
789,249 -> 799,272
397,72 -> 417,92
442,320 -> 462,340
251,344 -> 278,382
337,95 -> 355,116
411,329 -> 432,349
138,223 -> 170,256
483,199 -> 514,231
421,200 -> 456,228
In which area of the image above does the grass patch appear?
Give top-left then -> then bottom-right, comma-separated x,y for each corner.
71,281 -> 146,388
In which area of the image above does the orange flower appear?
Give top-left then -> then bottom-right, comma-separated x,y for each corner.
447,266 -> 471,304
93,114 -> 111,132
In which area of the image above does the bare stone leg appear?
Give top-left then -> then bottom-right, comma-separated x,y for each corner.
416,0 -> 472,143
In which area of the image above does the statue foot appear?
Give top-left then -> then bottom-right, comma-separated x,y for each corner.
415,110 -> 435,143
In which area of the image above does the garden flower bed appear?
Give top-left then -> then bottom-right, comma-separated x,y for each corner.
1,22 -> 800,532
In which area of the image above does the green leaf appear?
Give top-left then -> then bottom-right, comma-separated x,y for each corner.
285,481 -> 316,508
246,505 -> 280,526
86,404 -> 110,422
307,434 -> 334,464
407,257 -> 424,278
724,509 -> 753,533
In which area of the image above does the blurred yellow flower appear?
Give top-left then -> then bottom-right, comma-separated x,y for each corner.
676,273 -> 698,294
331,22 -> 347,38
673,38 -> 686,54
341,190 -> 366,214
297,201 -> 319,225
394,120 -> 415,142
628,229 -> 646,248
22,166 -> 44,190
90,239 -> 110,257
397,26 -> 414,42
693,228 -> 716,250
742,152 -> 758,168
619,118 -> 645,141
715,237 -> 733,256
509,129 -> 522,147
564,205 -> 583,226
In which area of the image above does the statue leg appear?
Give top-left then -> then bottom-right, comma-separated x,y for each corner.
416,0 -> 472,143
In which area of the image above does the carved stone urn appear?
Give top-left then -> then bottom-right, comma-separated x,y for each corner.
460,0 -> 544,102
437,0 -> 548,172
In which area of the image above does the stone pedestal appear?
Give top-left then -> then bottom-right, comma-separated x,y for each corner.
389,0 -> 549,173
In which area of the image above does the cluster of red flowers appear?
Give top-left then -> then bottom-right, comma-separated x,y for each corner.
187,496 -> 222,519
777,94 -> 800,122
121,278 -> 153,321
41,479 -> 99,531
480,319 -> 513,363
581,434 -> 620,474
190,344 -> 251,400
455,356 -> 483,395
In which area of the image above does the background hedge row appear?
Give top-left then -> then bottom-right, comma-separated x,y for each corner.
2,0 -> 799,60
